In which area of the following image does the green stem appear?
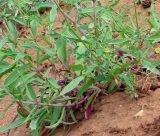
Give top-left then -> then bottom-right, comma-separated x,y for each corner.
133,0 -> 140,37
52,0 -> 104,68
93,0 -> 98,37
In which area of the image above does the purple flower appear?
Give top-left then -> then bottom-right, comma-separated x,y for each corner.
117,50 -> 125,57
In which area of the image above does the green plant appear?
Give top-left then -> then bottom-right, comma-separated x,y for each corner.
0,0 -> 160,135
0,0 -> 53,28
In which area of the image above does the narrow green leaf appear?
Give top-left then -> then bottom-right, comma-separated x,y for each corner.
151,4 -> 160,29
40,35 -> 51,45
142,60 -> 160,75
0,63 -> 16,78
26,84 -> 37,101
43,67 -> 52,78
55,37 -> 67,66
51,107 -> 62,125
21,72 -> 36,83
76,79 -> 94,101
0,37 -> 8,49
146,32 -> 160,43
7,21 -> 18,42
47,108 -> 65,129
85,90 -> 98,109
0,88 -> 6,103
31,129 -> 39,136
30,20 -> 37,37
48,77 -> 60,89
50,5 -> 57,24
0,118 -> 25,132
119,73 -> 133,88
24,107 -> 37,123
70,109 -> 77,123
40,46 -> 56,57
70,64 -> 83,71
60,76 -> 84,96
5,64 -> 30,86
108,80 -> 117,93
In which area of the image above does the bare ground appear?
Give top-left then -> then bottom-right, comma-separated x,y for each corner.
54,89 -> 160,136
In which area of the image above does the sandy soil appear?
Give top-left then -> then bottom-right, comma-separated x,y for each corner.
54,89 -> 160,136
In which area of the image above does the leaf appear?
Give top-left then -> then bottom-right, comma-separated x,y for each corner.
76,42 -> 87,54
48,77 -> 60,89
15,53 -> 25,60
5,64 -> 30,86
26,84 -> 37,101
30,119 -> 38,130
119,73 -> 134,89
108,80 -> 117,92
55,37 -> 67,66
60,76 -> 84,96
70,64 -> 83,71
0,63 -> 16,78
21,42 -> 35,49
36,1 -> 53,9
109,66 -> 122,76
50,5 -> 57,24
151,4 -> 160,29
43,67 -> 52,78
146,32 -> 160,43
96,48 -> 103,56
40,45 -> 56,57
31,129 -> 39,136
0,37 -> 8,49
47,108 -> 65,129
0,88 -> 6,103
24,107 -> 37,123
50,107 -> 62,125
142,60 -> 160,75
88,23 -> 94,29
40,35 -> 51,45
76,79 -> 94,101
21,72 -> 36,83
0,118 -> 25,132
70,109 -> 77,122
30,20 -> 37,37
85,90 -> 98,109
7,21 -> 18,42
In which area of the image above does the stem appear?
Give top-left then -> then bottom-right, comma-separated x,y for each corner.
93,0 -> 98,36
133,0 -> 140,36
51,0 -> 77,26
21,97 -> 87,107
